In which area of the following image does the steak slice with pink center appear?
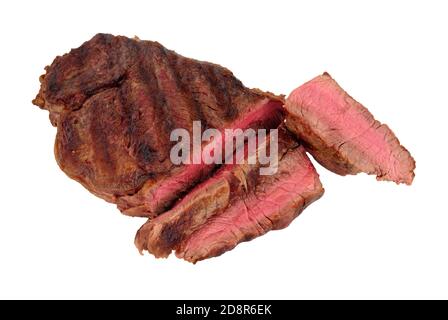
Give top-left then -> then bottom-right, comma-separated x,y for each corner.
135,127 -> 324,262
285,72 -> 415,184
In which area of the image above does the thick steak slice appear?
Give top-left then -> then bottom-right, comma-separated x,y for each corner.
33,34 -> 284,216
284,73 -> 415,184
135,127 -> 324,262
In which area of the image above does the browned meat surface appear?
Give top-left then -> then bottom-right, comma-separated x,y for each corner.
33,34 -> 284,216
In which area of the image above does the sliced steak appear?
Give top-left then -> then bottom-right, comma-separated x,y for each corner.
284,72 -> 415,184
135,127 -> 324,262
117,98 -> 284,216
33,33 -> 284,216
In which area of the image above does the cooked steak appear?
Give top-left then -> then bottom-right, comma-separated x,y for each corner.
135,127 -> 324,263
284,73 -> 415,184
33,33 -> 284,216
33,34 -> 414,264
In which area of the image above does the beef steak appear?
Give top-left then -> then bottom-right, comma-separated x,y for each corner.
135,127 -> 324,263
284,73 -> 415,184
33,34 -> 414,264
33,34 -> 284,216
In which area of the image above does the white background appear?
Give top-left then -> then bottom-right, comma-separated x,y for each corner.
0,0 -> 446,300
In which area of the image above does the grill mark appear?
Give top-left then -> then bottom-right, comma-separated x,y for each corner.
202,63 -> 238,121
166,48 -> 210,132
138,55 -> 172,143
58,114 -> 81,158
117,84 -> 136,149
172,60 -> 221,130
55,114 -> 96,189
153,46 -> 180,134
160,211 -> 194,251
119,84 -> 160,169
88,99 -> 116,173
196,63 -> 222,120
169,57 -> 205,126
46,71 -> 61,97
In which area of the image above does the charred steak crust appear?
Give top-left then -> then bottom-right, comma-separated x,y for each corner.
285,72 -> 415,185
33,33 -> 284,214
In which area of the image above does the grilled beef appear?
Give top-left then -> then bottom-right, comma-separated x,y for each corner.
33,34 -> 284,216
285,73 -> 415,184
135,127 -> 324,262
33,34 -> 414,264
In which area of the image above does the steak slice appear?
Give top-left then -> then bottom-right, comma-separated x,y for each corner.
284,73 -> 415,184
135,127 -> 324,262
33,33 -> 284,216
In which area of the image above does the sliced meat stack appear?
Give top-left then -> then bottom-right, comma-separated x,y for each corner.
285,73 -> 415,184
135,127 -> 324,263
